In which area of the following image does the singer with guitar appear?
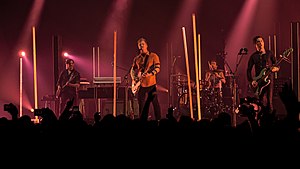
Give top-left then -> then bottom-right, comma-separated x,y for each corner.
130,37 -> 161,121
247,35 -> 279,114
56,59 -> 80,117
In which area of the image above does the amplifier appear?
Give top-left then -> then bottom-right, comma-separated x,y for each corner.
78,86 -> 126,99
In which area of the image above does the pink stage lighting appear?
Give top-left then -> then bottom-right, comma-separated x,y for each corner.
63,52 -> 69,57
19,50 -> 26,58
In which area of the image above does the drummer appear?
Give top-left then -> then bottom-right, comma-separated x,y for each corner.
205,60 -> 226,91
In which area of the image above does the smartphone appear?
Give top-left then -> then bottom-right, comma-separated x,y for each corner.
34,109 -> 44,116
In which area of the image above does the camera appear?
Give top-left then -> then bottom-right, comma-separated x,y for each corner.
34,109 -> 44,116
237,97 -> 261,117
4,104 -> 11,111
240,97 -> 258,105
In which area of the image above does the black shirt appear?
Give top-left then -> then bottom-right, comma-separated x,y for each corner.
57,69 -> 80,97
247,50 -> 276,82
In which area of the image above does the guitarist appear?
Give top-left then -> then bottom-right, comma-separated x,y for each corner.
247,35 -> 279,114
130,37 -> 161,121
56,59 -> 80,116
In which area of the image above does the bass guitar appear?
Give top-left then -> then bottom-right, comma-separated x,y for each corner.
250,48 -> 293,97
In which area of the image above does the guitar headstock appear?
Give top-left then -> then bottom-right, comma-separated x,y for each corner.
282,48 -> 293,58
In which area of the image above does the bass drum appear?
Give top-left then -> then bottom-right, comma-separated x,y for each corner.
201,88 -> 231,119
175,88 -> 230,120
174,88 -> 204,120
175,92 -> 197,119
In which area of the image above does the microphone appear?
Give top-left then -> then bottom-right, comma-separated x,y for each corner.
238,48 -> 244,55
238,48 -> 248,55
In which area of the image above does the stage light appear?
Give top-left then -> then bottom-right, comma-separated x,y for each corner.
19,50 -> 25,117
19,50 -> 26,58
63,52 -> 69,57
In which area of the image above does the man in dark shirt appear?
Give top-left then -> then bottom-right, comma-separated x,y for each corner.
247,35 -> 279,114
56,59 -> 80,116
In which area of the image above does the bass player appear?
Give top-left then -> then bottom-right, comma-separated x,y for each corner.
247,35 -> 279,114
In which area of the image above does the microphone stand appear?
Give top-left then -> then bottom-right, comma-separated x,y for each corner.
115,63 -> 132,118
123,67 -> 132,118
220,51 -> 246,127
235,52 -> 247,74
232,51 -> 247,127
170,56 -> 177,108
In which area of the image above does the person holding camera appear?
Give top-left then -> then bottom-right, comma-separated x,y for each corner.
56,59 -> 80,117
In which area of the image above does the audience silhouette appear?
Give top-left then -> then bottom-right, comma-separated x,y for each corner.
0,82 -> 299,155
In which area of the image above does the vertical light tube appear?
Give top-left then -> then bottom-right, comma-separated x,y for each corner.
198,34 -> 202,81
97,47 -> 100,77
192,14 -> 201,121
97,47 -> 101,112
20,57 -> 23,117
113,31 -> 117,117
273,35 -> 277,57
273,34 -> 277,79
268,35 -> 271,50
92,47 -> 95,79
32,27 -> 39,124
182,27 -> 193,119
198,34 -> 203,120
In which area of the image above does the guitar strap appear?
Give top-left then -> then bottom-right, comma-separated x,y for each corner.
68,70 -> 75,82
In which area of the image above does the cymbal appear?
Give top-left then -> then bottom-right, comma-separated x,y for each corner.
171,73 -> 187,77
205,69 -> 224,72
172,80 -> 187,84
199,79 -> 206,85
157,84 -> 168,93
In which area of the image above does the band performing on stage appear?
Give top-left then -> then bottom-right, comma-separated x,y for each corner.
2,0 -> 300,154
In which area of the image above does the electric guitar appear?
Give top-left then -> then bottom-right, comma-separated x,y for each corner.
56,72 -> 77,98
131,66 -> 155,95
250,48 -> 293,97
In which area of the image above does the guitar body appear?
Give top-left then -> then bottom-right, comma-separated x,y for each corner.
56,72 -> 78,98
131,63 -> 156,95
251,68 -> 271,96
250,48 -> 293,97
131,80 -> 141,95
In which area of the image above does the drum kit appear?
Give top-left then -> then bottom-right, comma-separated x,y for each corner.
171,72 -> 231,119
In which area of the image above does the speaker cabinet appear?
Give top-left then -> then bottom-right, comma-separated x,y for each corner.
101,100 -> 125,116
273,97 -> 287,119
